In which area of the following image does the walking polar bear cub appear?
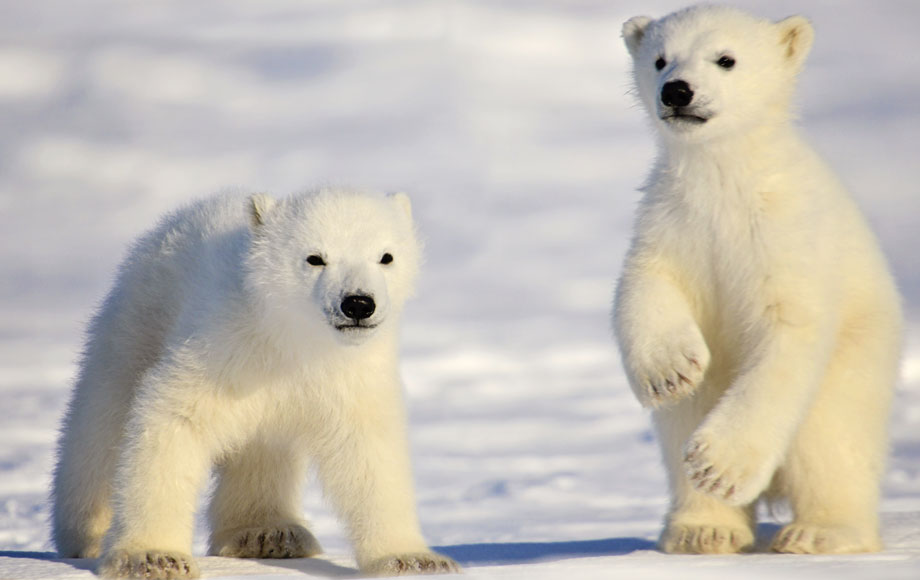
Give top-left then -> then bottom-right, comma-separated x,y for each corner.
52,188 -> 459,577
613,5 -> 902,554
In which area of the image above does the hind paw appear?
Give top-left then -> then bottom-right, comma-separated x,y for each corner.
363,551 -> 461,576
210,523 -> 322,558
771,523 -> 880,554
660,523 -> 754,554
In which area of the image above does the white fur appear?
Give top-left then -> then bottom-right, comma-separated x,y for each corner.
613,5 -> 902,555
51,188 -> 459,577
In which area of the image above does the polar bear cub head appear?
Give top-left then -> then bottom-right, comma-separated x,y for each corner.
622,5 -> 814,142
245,189 -> 420,346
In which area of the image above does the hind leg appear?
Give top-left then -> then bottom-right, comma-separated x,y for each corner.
52,397 -> 120,558
52,280 -> 173,559
52,351 -> 138,557
208,437 -> 321,558
654,399 -> 756,554
771,319 -> 898,554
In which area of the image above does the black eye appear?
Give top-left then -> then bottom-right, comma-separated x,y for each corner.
306,255 -> 325,266
655,57 -> 666,71
380,253 -> 394,265
717,55 -> 735,69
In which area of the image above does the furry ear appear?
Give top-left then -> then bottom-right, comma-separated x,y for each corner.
248,193 -> 276,228
389,191 -> 412,219
776,15 -> 814,71
622,16 -> 653,59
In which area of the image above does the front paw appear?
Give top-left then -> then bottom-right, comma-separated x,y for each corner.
363,551 -> 460,576
209,523 -> 322,558
625,324 -> 710,407
684,430 -> 776,506
98,549 -> 199,579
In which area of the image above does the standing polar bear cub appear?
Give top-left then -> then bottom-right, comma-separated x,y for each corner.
52,188 -> 459,577
613,5 -> 902,554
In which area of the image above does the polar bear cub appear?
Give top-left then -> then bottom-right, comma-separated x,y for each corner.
51,188 -> 459,577
613,5 -> 902,554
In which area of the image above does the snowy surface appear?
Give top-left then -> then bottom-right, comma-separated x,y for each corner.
1,1 -> 918,578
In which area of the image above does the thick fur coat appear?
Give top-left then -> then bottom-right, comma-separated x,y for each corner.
613,5 -> 902,554
51,188 -> 459,577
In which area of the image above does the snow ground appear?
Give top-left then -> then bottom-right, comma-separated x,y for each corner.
1,1 -> 918,578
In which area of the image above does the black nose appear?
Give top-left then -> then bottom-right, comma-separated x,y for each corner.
661,80 -> 693,108
341,295 -> 376,320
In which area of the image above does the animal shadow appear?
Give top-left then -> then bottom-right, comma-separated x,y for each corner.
433,536 -> 656,567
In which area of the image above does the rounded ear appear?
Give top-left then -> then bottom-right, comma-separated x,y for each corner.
389,191 -> 412,219
622,16 -> 653,59
248,193 -> 276,228
776,15 -> 814,71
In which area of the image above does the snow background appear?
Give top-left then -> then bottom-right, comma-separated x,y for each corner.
1,0 -> 918,578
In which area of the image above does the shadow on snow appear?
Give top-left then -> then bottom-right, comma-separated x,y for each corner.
433,536 -> 656,566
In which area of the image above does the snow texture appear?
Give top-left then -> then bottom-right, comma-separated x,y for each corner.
1,1 -> 918,579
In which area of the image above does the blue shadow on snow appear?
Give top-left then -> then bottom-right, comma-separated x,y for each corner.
0,551 -> 96,573
433,537 -> 656,566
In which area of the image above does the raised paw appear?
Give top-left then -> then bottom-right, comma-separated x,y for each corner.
771,523 -> 881,554
683,430 -> 776,506
363,551 -> 461,576
625,324 -> 709,408
98,549 -> 199,579
209,523 -> 322,558
660,523 -> 754,554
